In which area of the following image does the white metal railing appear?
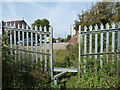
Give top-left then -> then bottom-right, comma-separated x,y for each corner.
78,22 -> 120,72
1,21 -> 53,78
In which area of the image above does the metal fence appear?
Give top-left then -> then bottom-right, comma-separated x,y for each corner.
78,22 -> 120,73
1,21 -> 53,78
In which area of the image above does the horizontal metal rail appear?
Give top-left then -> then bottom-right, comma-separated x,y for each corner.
81,52 -> 120,56
3,46 -> 50,55
81,28 -> 120,34
2,26 -> 50,34
53,71 -> 67,79
54,67 -> 77,72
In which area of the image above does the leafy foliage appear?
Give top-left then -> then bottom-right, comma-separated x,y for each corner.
32,18 -> 50,31
66,53 -> 119,88
2,35 -> 52,89
74,1 -> 119,31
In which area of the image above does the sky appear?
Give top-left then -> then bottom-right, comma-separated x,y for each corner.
1,2 -> 94,38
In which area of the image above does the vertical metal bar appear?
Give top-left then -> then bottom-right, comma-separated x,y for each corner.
5,22 -> 8,46
22,23 -> 25,70
84,26 -> 87,73
89,25 -> 92,59
2,21 -> 4,35
31,25 -> 33,66
117,22 -> 120,71
14,22 -> 17,62
0,21 -> 4,89
95,24 -> 98,66
100,24 -> 104,68
54,78 -> 58,86
78,25 -> 81,72
49,27 -> 53,78
35,26 -> 38,63
18,23 -> 21,67
26,25 -> 29,68
106,23 -> 109,63
112,23 -> 115,64
10,22 -> 13,56
40,26 -> 43,72
44,26 -> 47,71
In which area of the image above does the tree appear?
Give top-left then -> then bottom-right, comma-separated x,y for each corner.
32,18 -> 50,31
74,1 -> 119,31
65,35 -> 71,42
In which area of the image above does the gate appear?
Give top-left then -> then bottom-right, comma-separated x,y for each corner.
1,21 -> 53,78
78,22 -> 120,73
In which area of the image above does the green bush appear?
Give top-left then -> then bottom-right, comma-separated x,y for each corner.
66,53 -> 120,88
2,35 -> 52,89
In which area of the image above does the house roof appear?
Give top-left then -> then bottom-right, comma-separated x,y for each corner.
4,20 -> 31,29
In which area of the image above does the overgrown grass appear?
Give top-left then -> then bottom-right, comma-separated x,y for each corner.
53,43 -> 120,88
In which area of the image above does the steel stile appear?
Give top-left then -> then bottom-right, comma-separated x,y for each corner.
100,24 -> 104,68
95,24 -> 98,66
31,25 -> 34,66
78,25 -> 81,72
40,26 -> 43,72
84,26 -> 87,73
10,22 -> 13,56
22,23 -> 25,70
106,23 -> 109,63
44,26 -> 47,71
18,23 -> 21,68
49,27 -> 53,79
14,22 -> 17,62
26,25 -> 29,69
35,25 -> 38,63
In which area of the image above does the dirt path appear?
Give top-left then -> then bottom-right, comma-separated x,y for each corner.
22,43 -> 69,50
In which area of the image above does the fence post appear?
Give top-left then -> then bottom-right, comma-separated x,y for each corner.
49,27 -> 53,79
44,26 -> 47,71
118,22 -> 120,78
2,21 -> 4,35
40,26 -> 43,72
0,21 -> 4,89
95,24 -> 98,67
100,24 -> 104,69
78,25 -> 81,72
84,26 -> 87,73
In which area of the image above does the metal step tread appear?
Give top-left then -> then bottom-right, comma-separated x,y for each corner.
54,67 -> 78,72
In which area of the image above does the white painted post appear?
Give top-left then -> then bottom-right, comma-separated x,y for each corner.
35,25 -> 38,63
5,22 -> 8,46
95,24 -> 98,66
22,23 -> 25,70
49,27 -> 53,78
26,25 -> 29,69
111,23 -> 115,64
89,25 -> 92,59
106,23 -> 109,63
78,25 -> 81,72
18,23 -> 21,67
117,22 -> 120,69
31,25 -> 34,66
10,22 -> 13,56
14,22 -> 17,62
84,26 -> 87,73
100,24 -> 104,68
40,26 -> 43,72
44,26 -> 47,71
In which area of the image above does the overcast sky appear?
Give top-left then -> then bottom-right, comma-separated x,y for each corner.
2,2 -> 93,38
